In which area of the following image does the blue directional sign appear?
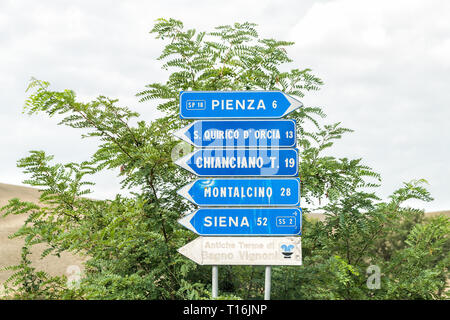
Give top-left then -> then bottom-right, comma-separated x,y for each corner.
175,148 -> 298,176
178,178 -> 300,206
180,91 -> 303,119
178,207 -> 302,236
174,120 -> 296,148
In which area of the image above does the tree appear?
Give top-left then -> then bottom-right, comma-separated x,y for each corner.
1,18 -> 448,300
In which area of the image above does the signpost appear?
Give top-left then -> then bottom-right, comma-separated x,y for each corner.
178,207 -> 302,236
175,148 -> 299,177
180,91 -> 303,119
174,90 -> 303,300
174,120 -> 296,148
177,178 -> 300,207
177,236 -> 302,266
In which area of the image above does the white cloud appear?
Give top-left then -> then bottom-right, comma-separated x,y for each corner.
289,0 -> 450,210
0,0 -> 449,211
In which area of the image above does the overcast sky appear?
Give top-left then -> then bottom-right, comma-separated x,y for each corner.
1,0 -> 449,212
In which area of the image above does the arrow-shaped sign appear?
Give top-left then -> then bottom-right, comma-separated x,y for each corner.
174,120 -> 296,148
179,91 -> 303,119
175,148 -> 298,176
177,178 -> 300,206
178,207 -> 302,236
177,236 -> 302,265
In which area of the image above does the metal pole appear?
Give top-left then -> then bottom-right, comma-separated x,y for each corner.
264,266 -> 271,300
212,266 -> 218,299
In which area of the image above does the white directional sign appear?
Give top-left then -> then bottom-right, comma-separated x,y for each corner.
177,237 -> 302,266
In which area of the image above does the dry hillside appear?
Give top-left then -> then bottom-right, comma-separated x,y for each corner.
1,182 -> 448,295
0,183 -> 86,292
